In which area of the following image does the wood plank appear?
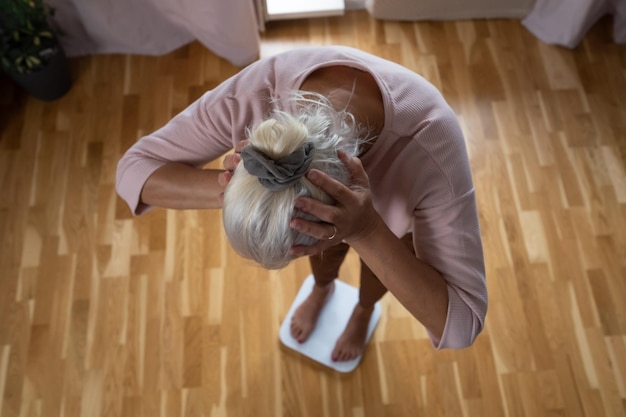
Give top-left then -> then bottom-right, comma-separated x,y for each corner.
0,11 -> 625,417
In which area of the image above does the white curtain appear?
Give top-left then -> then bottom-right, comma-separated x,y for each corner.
522,0 -> 626,48
47,0 -> 261,67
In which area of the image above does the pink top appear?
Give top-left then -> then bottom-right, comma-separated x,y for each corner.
116,46 -> 487,349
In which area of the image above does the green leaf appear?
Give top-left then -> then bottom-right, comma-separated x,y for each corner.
39,31 -> 53,38
34,36 -> 40,46
25,56 -> 41,66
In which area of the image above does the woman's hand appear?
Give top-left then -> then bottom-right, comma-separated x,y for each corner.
289,151 -> 383,257
217,140 -> 248,205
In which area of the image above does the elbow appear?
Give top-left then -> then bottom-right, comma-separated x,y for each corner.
115,161 -> 125,198
115,158 -> 132,205
433,285 -> 487,350
449,313 -> 485,349
115,153 -> 132,198
435,313 -> 484,350
114,156 -> 147,216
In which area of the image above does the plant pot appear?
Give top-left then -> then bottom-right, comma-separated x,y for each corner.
9,46 -> 73,102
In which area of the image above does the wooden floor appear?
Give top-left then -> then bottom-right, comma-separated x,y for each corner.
1,10 -> 625,417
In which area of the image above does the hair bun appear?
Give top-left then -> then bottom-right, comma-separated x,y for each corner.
241,142 -> 315,191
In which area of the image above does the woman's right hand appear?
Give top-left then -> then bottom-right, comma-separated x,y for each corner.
217,140 -> 248,205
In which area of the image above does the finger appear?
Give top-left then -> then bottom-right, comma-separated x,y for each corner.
290,244 -> 318,258
293,196 -> 338,225
234,139 -> 249,153
338,151 -> 370,189
305,169 -> 355,207
290,241 -> 334,258
222,153 -> 241,171
290,217 -> 338,241
217,170 -> 233,188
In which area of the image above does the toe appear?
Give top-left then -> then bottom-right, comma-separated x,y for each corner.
290,322 -> 301,339
290,321 -> 310,343
331,346 -> 343,362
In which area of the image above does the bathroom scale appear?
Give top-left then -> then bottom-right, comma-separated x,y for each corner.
279,274 -> 382,373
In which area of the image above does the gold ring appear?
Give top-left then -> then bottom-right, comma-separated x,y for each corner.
326,225 -> 337,240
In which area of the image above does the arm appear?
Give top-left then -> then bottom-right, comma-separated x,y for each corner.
347,215 -> 450,339
115,87 -> 252,214
140,165 -> 225,210
290,153 -> 448,337
290,152 -> 486,348
140,147 -> 244,210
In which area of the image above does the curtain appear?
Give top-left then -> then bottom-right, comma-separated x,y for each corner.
47,0 -> 261,67
522,0 -> 626,48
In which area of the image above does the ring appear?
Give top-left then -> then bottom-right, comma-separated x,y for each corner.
325,225 -> 337,240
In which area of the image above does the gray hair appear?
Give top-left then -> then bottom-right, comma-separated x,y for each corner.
222,91 -> 366,269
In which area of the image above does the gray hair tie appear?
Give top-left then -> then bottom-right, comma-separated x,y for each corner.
240,142 -> 316,191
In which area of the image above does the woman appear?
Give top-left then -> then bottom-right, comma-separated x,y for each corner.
116,45 -> 488,363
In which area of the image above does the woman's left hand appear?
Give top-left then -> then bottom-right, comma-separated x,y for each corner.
289,151 -> 382,257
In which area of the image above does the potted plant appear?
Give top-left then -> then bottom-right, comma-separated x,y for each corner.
0,0 -> 72,101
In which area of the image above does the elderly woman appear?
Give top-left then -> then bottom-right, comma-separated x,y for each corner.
116,45 -> 488,363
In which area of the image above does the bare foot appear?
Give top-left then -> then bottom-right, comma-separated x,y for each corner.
331,303 -> 374,362
290,282 -> 335,343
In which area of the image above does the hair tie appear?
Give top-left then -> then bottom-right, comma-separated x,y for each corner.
240,142 -> 315,191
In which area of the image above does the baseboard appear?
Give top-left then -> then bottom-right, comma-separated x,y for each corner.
345,0 -> 366,10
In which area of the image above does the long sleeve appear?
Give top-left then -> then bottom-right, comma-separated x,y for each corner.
116,63 -> 276,215
413,190 -> 487,349
363,100 -> 487,349
115,93 -> 233,214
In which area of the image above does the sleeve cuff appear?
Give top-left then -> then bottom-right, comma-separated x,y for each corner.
116,158 -> 168,216
428,285 -> 483,349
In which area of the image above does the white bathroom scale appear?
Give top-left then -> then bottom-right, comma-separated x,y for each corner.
279,274 -> 382,373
